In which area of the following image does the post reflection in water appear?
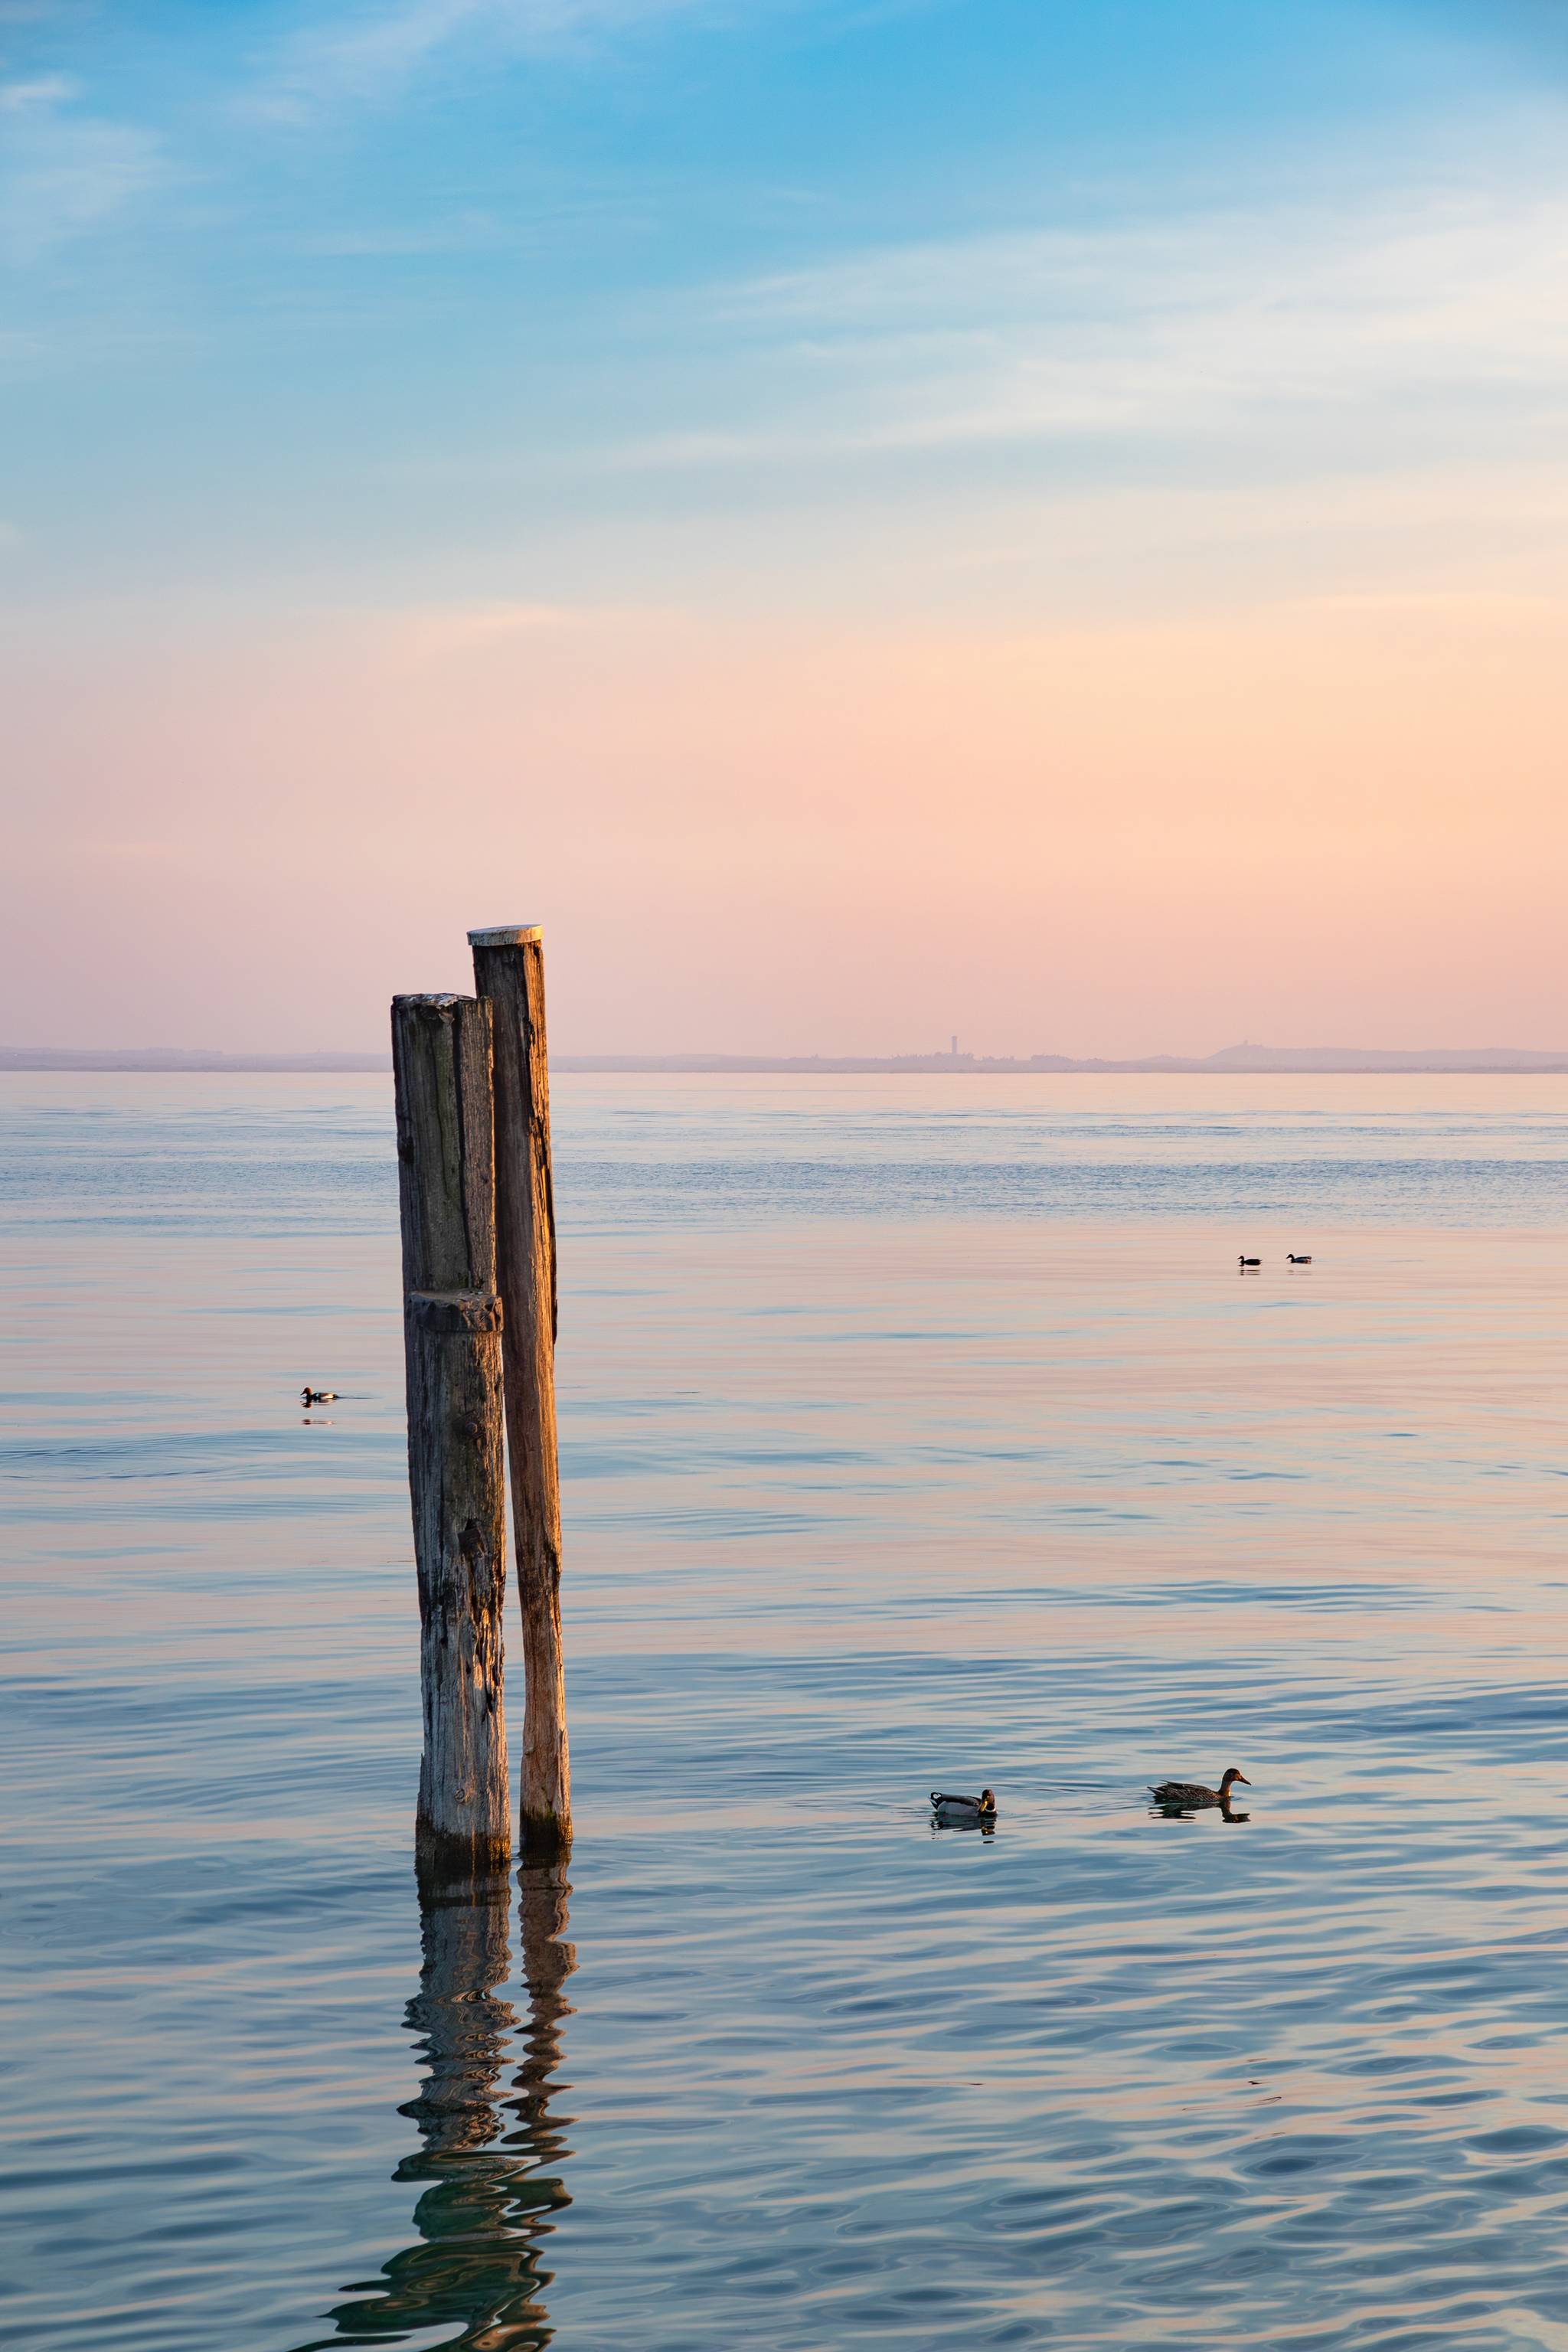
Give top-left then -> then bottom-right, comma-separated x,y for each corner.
299,1858 -> 575,2350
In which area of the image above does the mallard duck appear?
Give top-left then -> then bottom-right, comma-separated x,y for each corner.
1287,1253 -> 1313,1265
930,1788 -> 997,1824
302,1387 -> 338,1406
1150,1767 -> 1250,1808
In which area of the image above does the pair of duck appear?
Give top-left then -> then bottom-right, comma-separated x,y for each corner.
930,1767 -> 1250,1824
1239,1254 -> 1312,1266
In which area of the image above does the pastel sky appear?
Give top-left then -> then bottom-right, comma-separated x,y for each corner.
3,0 -> 1567,1054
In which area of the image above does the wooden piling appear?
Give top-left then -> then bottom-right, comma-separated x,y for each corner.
392,992 -> 511,1879
469,926 -> 570,1853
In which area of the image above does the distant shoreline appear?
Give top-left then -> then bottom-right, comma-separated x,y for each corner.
554,1050 -> 1568,1076
7,1047 -> 1568,1077
0,1050 -> 391,1073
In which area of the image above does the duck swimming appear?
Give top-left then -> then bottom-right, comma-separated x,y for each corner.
931,1788 -> 997,1825
302,1387 -> 339,1406
1238,1254 -> 1260,1268
1149,1767 -> 1250,1809
1287,1253 -> 1313,1265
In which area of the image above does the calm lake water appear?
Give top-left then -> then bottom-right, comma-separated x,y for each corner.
5,1073 -> 1568,2351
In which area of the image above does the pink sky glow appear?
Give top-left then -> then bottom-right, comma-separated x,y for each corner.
4,591 -> 1563,1058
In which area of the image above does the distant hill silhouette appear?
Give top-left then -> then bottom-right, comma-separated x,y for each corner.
0,1047 -> 388,1072
555,1043 -> 1568,1074
6,1043 -> 1568,1076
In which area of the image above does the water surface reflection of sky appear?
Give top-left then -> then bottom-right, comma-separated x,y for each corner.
5,1075 -> 1568,2349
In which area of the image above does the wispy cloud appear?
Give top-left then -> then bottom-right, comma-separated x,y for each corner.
606,169 -> 1568,469
252,0 -> 732,122
0,74 -> 162,262
0,73 -> 72,110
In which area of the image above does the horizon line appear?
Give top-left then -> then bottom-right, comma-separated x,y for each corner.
8,1042 -> 1568,1076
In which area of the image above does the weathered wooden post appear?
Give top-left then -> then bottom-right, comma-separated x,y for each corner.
468,926 -> 570,1853
392,993 -> 511,1879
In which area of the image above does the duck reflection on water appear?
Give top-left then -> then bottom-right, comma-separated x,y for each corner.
296,1854 -> 575,2350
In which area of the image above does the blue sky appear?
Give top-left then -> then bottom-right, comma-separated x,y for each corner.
5,0 -> 1567,619
5,2 -> 1568,1056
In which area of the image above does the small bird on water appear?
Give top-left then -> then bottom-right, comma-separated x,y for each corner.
931,1788 -> 997,1825
302,1387 -> 339,1406
1238,1254 -> 1261,1269
1149,1767 -> 1250,1810
1287,1253 -> 1313,1265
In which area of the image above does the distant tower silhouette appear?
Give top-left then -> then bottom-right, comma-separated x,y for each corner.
951,1034 -> 958,1057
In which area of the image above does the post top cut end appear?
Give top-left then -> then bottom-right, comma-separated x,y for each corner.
469,923 -> 543,947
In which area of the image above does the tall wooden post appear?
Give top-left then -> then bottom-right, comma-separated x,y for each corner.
469,926 -> 570,1853
392,993 -> 511,1879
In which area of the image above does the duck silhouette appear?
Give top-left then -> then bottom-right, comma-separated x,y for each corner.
930,1788 -> 997,1827
1149,1766 -> 1250,1811
302,1387 -> 339,1406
